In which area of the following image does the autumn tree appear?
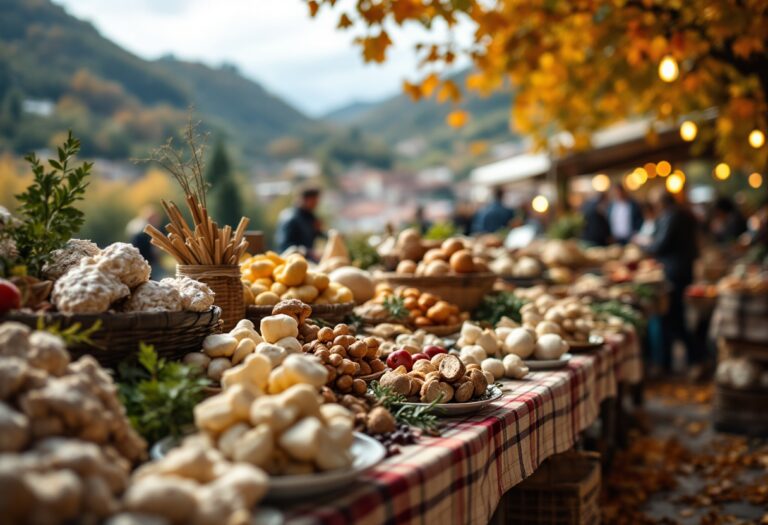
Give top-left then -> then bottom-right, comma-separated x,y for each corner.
307,0 -> 768,170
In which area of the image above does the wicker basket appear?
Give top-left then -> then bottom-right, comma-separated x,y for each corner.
493,451 -> 601,525
1,308 -> 221,369
177,265 -> 244,332
378,272 -> 497,312
246,302 -> 355,326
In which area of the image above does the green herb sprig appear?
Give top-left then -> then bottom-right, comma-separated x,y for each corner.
368,380 -> 441,434
118,343 -> 209,444
36,318 -> 103,348
473,291 -> 527,326
383,295 -> 409,320
12,132 -> 92,276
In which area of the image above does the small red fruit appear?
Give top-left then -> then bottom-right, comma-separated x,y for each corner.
423,345 -> 446,359
0,279 -> 22,313
386,349 -> 413,371
411,353 -> 429,363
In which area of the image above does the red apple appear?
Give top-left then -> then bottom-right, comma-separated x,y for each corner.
423,345 -> 446,359
411,353 -> 429,363
386,349 -> 413,371
0,279 -> 21,313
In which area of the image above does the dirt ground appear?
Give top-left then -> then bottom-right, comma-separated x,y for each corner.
600,381 -> 768,525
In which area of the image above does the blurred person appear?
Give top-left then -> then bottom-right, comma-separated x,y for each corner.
632,202 -> 658,247
452,201 -> 475,237
580,192 -> 612,246
645,192 -> 700,373
413,204 -> 432,235
275,186 -> 326,260
472,186 -> 515,234
126,206 -> 161,277
607,184 -> 643,244
710,196 -> 747,245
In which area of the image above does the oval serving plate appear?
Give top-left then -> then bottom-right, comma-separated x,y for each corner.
393,384 -> 503,417
524,353 -> 573,370
266,432 -> 386,500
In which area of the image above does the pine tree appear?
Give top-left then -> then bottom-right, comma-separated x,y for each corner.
205,139 -> 244,228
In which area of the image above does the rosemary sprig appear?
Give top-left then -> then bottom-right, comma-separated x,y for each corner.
383,295 -> 409,320
368,380 -> 442,434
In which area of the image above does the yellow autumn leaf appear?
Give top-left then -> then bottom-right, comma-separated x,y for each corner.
446,110 -> 469,128
436,80 -> 462,103
420,73 -> 440,98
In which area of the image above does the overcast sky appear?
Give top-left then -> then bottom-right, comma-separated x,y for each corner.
53,0 -> 472,117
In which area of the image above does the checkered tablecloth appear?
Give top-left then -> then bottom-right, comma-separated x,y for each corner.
273,336 -> 638,525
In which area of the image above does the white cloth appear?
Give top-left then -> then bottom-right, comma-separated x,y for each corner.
610,200 -> 632,239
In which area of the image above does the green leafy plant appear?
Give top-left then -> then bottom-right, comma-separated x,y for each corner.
36,318 -> 103,348
546,214 -> 584,240
11,132 -> 92,276
591,300 -> 646,331
383,295 -> 409,321
118,343 -> 209,444
347,234 -> 381,270
423,221 -> 457,241
368,380 -> 441,434
473,292 -> 527,326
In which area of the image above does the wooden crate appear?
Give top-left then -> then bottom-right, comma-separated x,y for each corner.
713,384 -> 768,437
492,451 -> 601,525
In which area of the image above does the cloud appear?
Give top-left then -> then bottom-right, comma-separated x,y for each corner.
53,0 -> 472,115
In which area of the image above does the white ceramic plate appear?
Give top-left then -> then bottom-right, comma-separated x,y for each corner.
394,385 -> 503,417
266,432 -> 386,500
566,335 -> 605,352
525,353 -> 573,370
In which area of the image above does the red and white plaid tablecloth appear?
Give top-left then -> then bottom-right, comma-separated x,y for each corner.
273,335 -> 640,525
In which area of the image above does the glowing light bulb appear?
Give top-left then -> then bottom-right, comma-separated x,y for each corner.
634,167 -> 648,184
666,172 -> 685,193
749,129 -> 765,148
658,55 -> 679,82
592,174 -> 611,192
656,161 -> 672,177
680,121 -> 697,142
748,172 -> 763,188
531,195 -> 549,213
714,162 -> 731,180
624,172 -> 641,191
644,163 -> 657,178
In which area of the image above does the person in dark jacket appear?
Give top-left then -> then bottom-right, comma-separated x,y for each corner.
472,187 -> 515,234
710,196 -> 747,245
607,184 -> 644,244
580,192 -> 612,246
275,187 -> 325,259
646,192 -> 699,372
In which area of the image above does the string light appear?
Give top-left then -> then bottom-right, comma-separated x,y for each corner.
714,162 -> 731,180
531,195 -> 549,213
592,174 -> 611,192
658,55 -> 679,82
680,121 -> 697,141
749,130 -> 765,148
748,172 -> 763,188
666,171 -> 685,193
624,172 -> 642,191
644,163 -> 657,178
656,161 -> 672,177
633,167 -> 648,184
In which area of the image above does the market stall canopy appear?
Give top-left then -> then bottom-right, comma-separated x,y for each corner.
470,152 -> 551,186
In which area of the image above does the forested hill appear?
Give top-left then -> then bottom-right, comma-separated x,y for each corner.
0,0 -> 313,159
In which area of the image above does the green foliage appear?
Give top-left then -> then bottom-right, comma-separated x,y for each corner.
383,295 -> 409,321
591,300 -> 646,331
347,234 -> 380,269
11,131 -> 91,276
423,221 -> 457,241
368,380 -> 441,433
546,214 -> 584,240
474,292 -> 527,326
205,139 -> 244,228
36,318 -> 103,347
118,343 -> 209,444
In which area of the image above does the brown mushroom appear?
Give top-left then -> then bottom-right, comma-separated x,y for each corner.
271,299 -> 312,324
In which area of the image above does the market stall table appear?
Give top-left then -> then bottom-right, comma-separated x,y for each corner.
266,335 -> 639,525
